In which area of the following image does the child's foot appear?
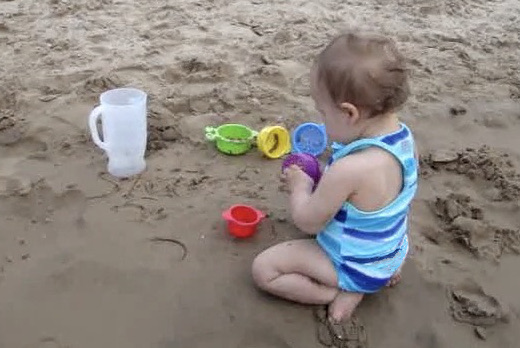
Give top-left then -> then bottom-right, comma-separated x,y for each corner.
313,305 -> 367,347
328,291 -> 364,324
328,315 -> 368,347
386,272 -> 402,287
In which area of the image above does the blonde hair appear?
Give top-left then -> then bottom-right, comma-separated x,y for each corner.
315,31 -> 410,117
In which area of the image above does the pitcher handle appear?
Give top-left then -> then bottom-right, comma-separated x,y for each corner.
88,105 -> 107,151
205,126 -> 218,141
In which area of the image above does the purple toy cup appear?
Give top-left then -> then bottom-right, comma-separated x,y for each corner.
282,153 -> 322,185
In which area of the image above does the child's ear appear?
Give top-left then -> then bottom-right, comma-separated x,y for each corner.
339,102 -> 360,124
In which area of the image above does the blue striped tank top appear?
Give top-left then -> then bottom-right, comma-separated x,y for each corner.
316,122 -> 418,293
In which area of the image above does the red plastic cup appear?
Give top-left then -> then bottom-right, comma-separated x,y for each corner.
222,205 -> 266,238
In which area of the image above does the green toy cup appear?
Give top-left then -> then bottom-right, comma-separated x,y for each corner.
205,124 -> 258,155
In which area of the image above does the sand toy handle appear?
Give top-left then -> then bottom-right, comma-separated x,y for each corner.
249,130 -> 259,143
205,126 -> 218,141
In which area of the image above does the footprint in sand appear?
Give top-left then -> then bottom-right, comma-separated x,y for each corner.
0,176 -> 32,197
1,179 -> 87,226
430,191 -> 520,261
1,136 -> 49,159
0,120 -> 24,146
313,306 -> 368,348
0,87 -> 27,148
448,280 -> 507,327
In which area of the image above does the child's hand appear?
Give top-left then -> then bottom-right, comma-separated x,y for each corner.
282,165 -> 314,193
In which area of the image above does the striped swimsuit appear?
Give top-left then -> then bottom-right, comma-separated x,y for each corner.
316,123 -> 418,294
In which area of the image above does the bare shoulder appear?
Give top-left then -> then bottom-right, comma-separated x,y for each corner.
333,147 -> 399,173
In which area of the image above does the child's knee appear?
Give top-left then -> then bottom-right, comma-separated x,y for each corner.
251,251 -> 278,289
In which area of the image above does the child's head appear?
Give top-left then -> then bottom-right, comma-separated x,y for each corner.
311,31 -> 410,143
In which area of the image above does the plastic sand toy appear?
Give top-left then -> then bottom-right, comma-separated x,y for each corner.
282,153 -> 322,185
222,205 -> 266,238
88,88 -> 148,178
205,124 -> 258,155
256,125 -> 291,159
291,122 -> 328,157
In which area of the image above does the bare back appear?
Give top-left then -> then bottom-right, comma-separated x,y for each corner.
346,147 -> 403,212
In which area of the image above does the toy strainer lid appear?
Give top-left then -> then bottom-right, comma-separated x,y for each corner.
291,122 -> 327,156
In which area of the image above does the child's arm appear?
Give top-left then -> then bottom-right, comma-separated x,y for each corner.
286,154 -> 365,235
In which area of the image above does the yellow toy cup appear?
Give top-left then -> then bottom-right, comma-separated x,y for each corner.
257,126 -> 291,159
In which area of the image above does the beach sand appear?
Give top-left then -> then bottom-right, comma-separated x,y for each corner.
0,0 -> 519,347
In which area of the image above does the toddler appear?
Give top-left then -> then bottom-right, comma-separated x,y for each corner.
252,31 -> 418,333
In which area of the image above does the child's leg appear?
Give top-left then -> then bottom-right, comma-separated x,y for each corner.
252,239 -> 363,321
252,239 -> 338,304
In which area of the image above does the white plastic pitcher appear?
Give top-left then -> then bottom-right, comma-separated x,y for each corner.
88,88 -> 147,178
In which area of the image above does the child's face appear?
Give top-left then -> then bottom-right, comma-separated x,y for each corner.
310,67 -> 360,144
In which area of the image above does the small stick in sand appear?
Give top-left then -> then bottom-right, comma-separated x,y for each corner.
149,237 -> 188,261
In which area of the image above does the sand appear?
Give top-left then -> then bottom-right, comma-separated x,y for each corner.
0,0 -> 519,347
